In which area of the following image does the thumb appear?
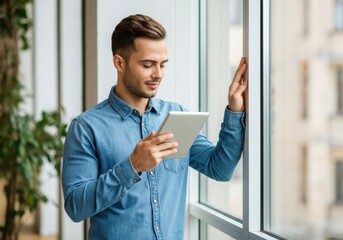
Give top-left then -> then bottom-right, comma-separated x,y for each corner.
235,80 -> 248,95
143,131 -> 156,141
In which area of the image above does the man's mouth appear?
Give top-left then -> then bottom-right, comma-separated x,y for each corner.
146,81 -> 159,90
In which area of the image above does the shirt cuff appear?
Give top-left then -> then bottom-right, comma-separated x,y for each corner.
114,157 -> 142,189
223,107 -> 246,128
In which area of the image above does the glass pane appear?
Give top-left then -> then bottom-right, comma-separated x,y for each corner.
202,222 -> 236,240
200,0 -> 243,219
266,0 -> 343,239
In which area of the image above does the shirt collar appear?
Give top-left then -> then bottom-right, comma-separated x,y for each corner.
108,85 -> 161,119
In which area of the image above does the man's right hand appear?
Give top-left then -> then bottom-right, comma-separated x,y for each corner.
130,131 -> 178,173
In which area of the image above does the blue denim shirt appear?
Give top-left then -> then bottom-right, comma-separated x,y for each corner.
62,86 -> 245,240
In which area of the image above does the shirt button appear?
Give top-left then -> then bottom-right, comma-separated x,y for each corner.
153,199 -> 158,204
155,226 -> 159,230
150,171 -> 154,175
133,179 -> 138,183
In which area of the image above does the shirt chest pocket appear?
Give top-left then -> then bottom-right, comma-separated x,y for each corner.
162,157 -> 188,173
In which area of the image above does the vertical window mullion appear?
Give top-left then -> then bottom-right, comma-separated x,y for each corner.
261,0 -> 271,235
242,0 -> 263,238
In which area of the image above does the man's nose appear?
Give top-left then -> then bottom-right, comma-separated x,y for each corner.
152,66 -> 163,79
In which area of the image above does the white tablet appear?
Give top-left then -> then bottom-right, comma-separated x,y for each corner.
157,111 -> 210,158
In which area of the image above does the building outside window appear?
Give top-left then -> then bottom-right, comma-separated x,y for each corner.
300,62 -> 308,119
264,0 -> 343,239
338,69 -> 343,114
336,0 -> 343,31
336,161 -> 343,204
302,0 -> 309,35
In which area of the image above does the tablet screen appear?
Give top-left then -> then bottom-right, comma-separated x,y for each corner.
157,111 -> 210,158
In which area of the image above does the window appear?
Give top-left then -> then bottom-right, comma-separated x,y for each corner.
190,0 -> 265,239
199,0 -> 243,222
300,62 -> 308,119
265,0 -> 343,239
337,69 -> 343,114
336,0 -> 343,31
191,1 -> 343,240
302,0 -> 309,35
300,145 -> 308,204
336,161 -> 343,204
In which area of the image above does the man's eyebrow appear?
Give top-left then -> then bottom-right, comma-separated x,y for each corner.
140,59 -> 169,64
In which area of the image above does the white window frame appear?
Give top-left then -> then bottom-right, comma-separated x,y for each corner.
188,1 -> 282,239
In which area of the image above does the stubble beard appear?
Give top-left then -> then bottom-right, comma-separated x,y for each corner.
122,69 -> 158,99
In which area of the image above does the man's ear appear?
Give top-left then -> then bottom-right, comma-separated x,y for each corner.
113,55 -> 125,72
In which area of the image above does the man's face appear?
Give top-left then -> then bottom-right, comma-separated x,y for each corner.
122,38 -> 168,99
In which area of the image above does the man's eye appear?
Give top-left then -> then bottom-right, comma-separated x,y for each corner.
143,64 -> 152,68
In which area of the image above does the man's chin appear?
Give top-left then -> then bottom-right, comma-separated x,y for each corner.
147,93 -> 157,98
140,92 -> 157,99
144,89 -> 158,98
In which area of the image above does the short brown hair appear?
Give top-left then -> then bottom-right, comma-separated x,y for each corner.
111,14 -> 166,60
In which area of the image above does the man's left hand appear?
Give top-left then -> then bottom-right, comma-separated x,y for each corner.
228,57 -> 248,112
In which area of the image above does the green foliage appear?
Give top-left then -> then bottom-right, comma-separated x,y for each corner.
0,0 -> 33,49
0,108 -> 67,190
0,0 -> 67,239
13,0 -> 33,50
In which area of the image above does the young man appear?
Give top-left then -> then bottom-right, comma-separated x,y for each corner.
62,14 -> 247,240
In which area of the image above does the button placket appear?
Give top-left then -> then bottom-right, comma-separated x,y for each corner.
143,113 -> 164,239
141,112 -> 149,138
148,170 -> 164,239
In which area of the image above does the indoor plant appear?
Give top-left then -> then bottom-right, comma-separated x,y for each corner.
0,0 -> 67,239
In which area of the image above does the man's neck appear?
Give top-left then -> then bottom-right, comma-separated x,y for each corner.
131,99 -> 149,115
114,87 -> 149,115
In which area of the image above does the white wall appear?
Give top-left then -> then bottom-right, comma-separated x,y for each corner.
34,0 -> 59,235
59,0 -> 84,239
33,0 -> 84,239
